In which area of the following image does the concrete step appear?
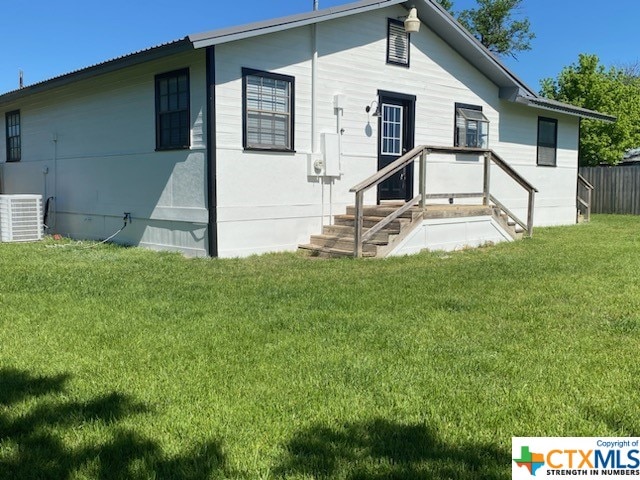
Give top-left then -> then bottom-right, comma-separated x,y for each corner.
322,224 -> 392,244
309,234 -> 378,253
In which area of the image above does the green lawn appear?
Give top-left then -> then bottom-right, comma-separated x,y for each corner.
1,215 -> 639,479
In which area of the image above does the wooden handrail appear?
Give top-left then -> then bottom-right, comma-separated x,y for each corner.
349,145 -> 538,257
490,194 -> 527,233
362,195 -> 422,243
486,150 -> 537,237
490,150 -> 539,193
577,173 -> 594,191
350,145 -> 427,193
577,174 -> 593,222
350,147 -> 427,257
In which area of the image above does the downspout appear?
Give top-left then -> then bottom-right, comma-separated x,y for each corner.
206,46 -> 218,257
52,133 -> 58,230
311,11 -> 318,154
312,13 -> 323,228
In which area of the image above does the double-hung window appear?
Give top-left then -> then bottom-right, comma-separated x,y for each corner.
155,69 -> 190,150
243,68 -> 294,151
5,110 -> 21,162
454,103 -> 489,149
537,117 -> 558,167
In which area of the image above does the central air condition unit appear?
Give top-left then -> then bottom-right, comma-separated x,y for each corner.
0,194 -> 44,242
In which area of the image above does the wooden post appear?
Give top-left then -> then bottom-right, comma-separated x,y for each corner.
483,152 -> 491,206
354,190 -> 364,258
586,187 -> 592,222
419,149 -> 426,211
527,189 -> 535,237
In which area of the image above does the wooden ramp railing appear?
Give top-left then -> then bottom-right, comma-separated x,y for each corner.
349,146 -> 538,258
577,173 -> 594,222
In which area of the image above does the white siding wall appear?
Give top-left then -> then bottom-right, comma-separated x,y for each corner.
0,50 -> 210,256
0,5 -> 580,257
495,102 -> 579,226
214,5 -> 579,257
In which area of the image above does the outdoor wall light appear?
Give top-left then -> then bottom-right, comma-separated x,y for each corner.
365,100 -> 381,117
404,7 -> 421,33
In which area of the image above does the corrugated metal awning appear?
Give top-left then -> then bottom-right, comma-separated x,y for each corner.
513,95 -> 616,123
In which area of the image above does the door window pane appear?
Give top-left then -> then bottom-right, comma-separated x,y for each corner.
381,104 -> 403,155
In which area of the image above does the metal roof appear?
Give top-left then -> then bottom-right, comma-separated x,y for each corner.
0,39 -> 193,105
0,0 -> 616,123
513,95 -> 616,123
186,0 -> 615,123
189,0 -> 405,48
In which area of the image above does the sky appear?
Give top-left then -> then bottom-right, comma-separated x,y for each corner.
1,0 -> 639,95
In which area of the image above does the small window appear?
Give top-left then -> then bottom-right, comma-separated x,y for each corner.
5,110 -> 21,162
155,69 -> 190,150
381,104 -> 403,155
387,19 -> 410,67
454,104 -> 489,149
242,68 -> 295,151
537,117 -> 557,167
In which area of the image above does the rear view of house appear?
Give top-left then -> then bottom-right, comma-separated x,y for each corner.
0,0 -> 614,257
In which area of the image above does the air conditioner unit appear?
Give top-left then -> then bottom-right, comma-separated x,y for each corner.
0,194 -> 44,242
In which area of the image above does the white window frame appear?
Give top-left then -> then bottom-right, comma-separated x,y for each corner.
455,105 -> 490,149
381,104 -> 404,156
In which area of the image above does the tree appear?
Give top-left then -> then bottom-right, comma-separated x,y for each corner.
456,0 -> 535,59
435,0 -> 455,13
541,54 -> 640,165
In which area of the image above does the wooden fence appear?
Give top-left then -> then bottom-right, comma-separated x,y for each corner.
579,165 -> 640,214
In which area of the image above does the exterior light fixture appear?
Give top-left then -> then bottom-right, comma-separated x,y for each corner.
404,7 -> 420,33
365,101 -> 381,117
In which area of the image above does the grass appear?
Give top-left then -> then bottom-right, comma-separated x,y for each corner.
1,214 -> 639,479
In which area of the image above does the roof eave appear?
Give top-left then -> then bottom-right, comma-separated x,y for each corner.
510,94 -> 616,123
189,0 -> 405,48
413,0 -> 537,97
0,38 -> 193,106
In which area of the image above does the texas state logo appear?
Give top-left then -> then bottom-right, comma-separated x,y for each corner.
513,437 -> 640,479
513,446 -> 545,476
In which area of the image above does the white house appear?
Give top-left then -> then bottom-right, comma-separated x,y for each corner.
0,0 -> 614,257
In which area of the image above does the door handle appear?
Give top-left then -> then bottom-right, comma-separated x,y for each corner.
400,171 -> 406,181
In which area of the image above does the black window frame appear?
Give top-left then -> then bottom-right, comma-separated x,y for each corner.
5,110 -> 21,162
242,68 -> 295,153
386,18 -> 410,68
537,117 -> 558,167
155,68 -> 190,151
454,103 -> 489,150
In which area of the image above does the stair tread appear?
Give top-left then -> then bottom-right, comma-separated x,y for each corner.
311,233 -> 388,246
309,234 -> 378,251
299,244 -> 376,257
323,224 -> 395,237
345,206 -> 418,219
334,214 -> 410,226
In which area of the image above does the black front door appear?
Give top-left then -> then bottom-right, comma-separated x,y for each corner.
377,91 -> 416,202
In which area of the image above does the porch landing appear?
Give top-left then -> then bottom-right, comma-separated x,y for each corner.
299,203 -> 523,258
